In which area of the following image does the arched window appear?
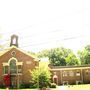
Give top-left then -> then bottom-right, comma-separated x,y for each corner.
10,59 -> 17,74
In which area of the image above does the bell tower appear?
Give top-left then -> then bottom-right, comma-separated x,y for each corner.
10,34 -> 18,47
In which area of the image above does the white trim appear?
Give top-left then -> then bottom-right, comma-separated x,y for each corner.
3,57 -> 23,75
3,57 -> 23,66
8,57 -> 18,64
3,63 -> 9,66
16,62 -> 23,65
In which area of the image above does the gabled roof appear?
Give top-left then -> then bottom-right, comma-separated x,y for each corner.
0,46 -> 38,61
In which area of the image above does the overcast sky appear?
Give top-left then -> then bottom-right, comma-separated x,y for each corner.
0,0 -> 90,52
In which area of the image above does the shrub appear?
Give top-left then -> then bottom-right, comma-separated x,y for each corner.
50,83 -> 56,88
63,81 -> 68,85
0,83 -> 4,89
29,81 -> 37,88
20,82 -> 30,88
76,81 -> 82,85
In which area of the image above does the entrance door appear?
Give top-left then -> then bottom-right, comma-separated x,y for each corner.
10,75 -> 17,88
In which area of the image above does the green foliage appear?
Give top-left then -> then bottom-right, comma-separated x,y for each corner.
20,82 -> 30,88
37,49 -> 50,58
0,83 -> 4,89
49,48 -> 66,66
66,53 -> 80,66
78,45 -> 90,65
30,64 -> 51,88
50,83 -> 56,88
37,47 -> 80,66
48,47 -> 79,66
29,81 -> 37,88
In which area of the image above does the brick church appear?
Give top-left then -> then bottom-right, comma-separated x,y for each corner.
0,34 -> 90,88
0,35 -> 39,88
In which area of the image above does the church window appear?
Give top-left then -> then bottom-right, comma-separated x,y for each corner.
10,59 -> 17,74
18,65 -> 22,74
3,66 -> 8,74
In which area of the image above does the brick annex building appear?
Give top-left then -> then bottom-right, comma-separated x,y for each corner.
0,35 -> 39,88
49,65 -> 90,85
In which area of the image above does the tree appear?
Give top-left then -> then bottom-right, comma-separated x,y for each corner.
0,35 -> 3,50
49,48 -> 66,66
48,47 -> 79,66
66,53 -> 80,66
30,63 -> 51,88
37,47 -> 80,66
37,49 -> 50,58
78,45 -> 90,65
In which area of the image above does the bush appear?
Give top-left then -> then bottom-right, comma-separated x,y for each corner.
50,83 -> 56,88
63,81 -> 68,85
20,82 -> 30,88
29,81 -> 37,88
76,81 -> 82,85
0,83 -> 4,89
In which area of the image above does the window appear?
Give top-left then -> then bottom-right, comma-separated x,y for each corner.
76,70 -> 80,76
69,71 -> 74,76
18,65 -> 22,74
85,70 -> 89,75
63,71 -> 68,77
10,59 -> 17,74
3,66 -> 8,74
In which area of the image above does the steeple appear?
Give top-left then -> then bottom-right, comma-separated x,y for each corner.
10,34 -> 18,47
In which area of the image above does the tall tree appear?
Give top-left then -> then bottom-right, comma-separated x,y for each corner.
49,48 -> 66,66
48,47 -> 79,66
66,53 -> 80,66
78,45 -> 90,65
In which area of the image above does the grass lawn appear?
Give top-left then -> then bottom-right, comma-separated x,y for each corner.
0,84 -> 90,90
57,84 -> 90,90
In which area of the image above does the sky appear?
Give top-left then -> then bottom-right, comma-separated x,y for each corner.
0,0 -> 90,53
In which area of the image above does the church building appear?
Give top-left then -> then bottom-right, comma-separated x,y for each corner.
0,34 -> 90,88
0,35 -> 39,88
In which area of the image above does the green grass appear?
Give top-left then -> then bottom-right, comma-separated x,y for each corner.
57,84 -> 90,90
0,84 -> 90,90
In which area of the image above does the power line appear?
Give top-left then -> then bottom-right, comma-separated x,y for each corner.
19,35 -> 86,48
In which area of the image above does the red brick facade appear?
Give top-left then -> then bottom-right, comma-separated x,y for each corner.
0,47 -> 39,88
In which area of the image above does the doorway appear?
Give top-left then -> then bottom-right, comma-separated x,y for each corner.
10,75 -> 17,88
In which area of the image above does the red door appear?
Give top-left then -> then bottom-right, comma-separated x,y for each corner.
4,74 -> 11,88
